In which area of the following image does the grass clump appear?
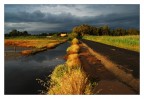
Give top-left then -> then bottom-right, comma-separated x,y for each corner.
39,37 -> 95,95
66,44 -> 80,54
71,38 -> 79,44
66,54 -> 81,68
48,69 -> 92,95
66,38 -> 80,54
46,42 -> 60,49
50,64 -> 68,84
21,50 -> 33,55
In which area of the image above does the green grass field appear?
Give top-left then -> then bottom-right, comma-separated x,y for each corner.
83,35 -> 139,52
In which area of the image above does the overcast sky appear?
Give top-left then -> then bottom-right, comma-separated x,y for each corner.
4,4 -> 139,34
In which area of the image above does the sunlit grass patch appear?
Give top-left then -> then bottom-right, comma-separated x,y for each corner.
83,35 -> 139,52
66,44 -> 80,54
21,47 -> 47,55
50,64 -> 68,85
71,38 -> 79,44
66,54 -> 81,68
5,39 -> 60,48
48,69 -> 92,95
5,39 -> 67,55
46,42 -> 60,49
21,50 -> 33,55
37,37 -> 95,94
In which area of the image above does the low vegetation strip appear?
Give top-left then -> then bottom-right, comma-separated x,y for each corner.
5,39 -> 66,48
21,47 -> 47,55
41,38 -> 94,95
83,35 -> 139,52
5,39 -> 67,55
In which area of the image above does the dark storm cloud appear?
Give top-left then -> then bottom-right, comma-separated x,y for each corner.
4,4 -> 139,34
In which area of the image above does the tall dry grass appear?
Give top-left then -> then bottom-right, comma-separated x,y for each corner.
71,38 -> 79,44
5,39 -> 61,48
66,54 -> 81,68
5,39 -> 66,55
48,69 -> 92,95
47,38 -> 94,95
66,44 -> 80,54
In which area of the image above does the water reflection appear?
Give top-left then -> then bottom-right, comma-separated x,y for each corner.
5,42 -> 69,94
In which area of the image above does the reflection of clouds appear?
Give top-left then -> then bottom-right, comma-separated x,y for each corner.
20,42 -> 69,63
5,42 -> 70,94
5,42 -> 69,70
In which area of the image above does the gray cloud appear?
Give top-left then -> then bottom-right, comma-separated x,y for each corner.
4,4 -> 139,34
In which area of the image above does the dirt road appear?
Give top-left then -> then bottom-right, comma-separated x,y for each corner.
79,43 -> 137,94
81,39 -> 139,79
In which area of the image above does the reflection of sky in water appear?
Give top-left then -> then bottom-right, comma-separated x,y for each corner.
5,42 -> 70,94
5,45 -> 34,52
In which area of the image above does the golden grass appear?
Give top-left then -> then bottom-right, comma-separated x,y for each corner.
71,38 -> 79,44
66,44 -> 80,54
66,54 -> 81,68
48,69 -> 92,95
5,39 -> 66,55
21,47 -> 47,55
21,50 -> 33,55
5,39 -> 62,48
46,42 -> 60,49
43,38 -> 94,95
50,64 -> 68,84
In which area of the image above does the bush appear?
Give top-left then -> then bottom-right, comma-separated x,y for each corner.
66,54 -> 81,68
50,64 -> 68,84
68,32 -> 78,40
48,69 -> 92,95
66,44 -> 80,54
71,38 -> 79,45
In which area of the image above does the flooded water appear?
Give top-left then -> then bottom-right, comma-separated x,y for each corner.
5,42 -> 69,95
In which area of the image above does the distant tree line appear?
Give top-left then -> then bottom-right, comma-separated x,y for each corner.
5,29 -> 31,37
5,29 -> 69,37
72,24 -> 139,37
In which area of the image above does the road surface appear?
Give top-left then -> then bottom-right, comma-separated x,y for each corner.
81,39 -> 140,79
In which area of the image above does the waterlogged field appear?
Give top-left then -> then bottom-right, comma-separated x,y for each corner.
83,35 -> 139,52
5,36 -> 67,48
5,36 -> 67,55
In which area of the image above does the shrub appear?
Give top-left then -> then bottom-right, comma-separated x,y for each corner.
48,69 -> 92,95
66,54 -> 81,68
68,32 -> 78,40
66,44 -> 80,54
71,38 -> 79,45
50,64 -> 68,84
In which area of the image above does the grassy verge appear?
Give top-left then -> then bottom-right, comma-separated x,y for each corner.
5,37 -> 67,55
39,38 -> 95,95
83,35 -> 139,52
